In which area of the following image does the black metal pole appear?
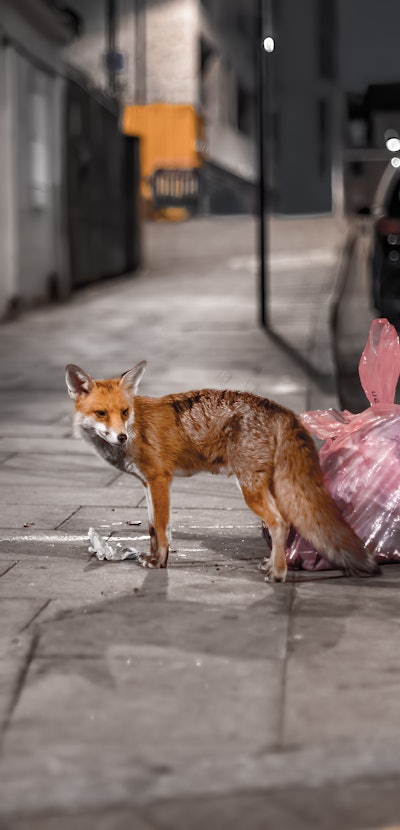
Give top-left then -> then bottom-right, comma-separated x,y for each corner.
256,0 -> 268,329
107,0 -> 116,93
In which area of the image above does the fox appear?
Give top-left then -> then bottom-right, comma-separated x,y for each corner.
65,361 -> 379,582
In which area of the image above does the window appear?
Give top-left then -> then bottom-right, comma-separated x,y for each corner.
29,81 -> 49,209
199,37 -> 214,110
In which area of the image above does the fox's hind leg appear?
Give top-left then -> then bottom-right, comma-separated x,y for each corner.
240,482 -> 289,583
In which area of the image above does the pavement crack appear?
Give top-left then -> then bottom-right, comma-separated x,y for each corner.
0,629 -> 39,747
0,451 -> 17,464
55,506 -> 82,530
0,561 -> 18,578
276,581 -> 296,750
19,599 -> 52,632
106,471 -> 124,486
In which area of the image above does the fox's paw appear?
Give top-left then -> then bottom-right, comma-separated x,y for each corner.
264,571 -> 287,584
141,553 -> 168,569
260,558 -> 287,583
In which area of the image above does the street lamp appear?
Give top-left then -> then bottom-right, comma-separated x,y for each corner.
263,36 -> 275,52
256,0 -> 274,330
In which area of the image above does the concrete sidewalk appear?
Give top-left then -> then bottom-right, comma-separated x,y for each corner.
0,216 -> 400,830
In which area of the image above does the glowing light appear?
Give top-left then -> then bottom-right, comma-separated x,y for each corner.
263,37 -> 275,52
391,157 -> 400,168
386,137 -> 400,152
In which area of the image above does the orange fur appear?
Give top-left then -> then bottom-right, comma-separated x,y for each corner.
65,362 -> 379,581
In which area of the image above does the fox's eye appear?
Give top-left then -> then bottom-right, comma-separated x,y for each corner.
94,410 -> 106,418
122,408 -> 129,418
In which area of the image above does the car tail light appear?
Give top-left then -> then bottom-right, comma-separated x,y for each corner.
376,217 -> 400,235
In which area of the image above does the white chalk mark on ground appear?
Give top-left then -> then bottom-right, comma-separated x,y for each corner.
0,525 -> 259,543
0,533 -> 150,543
185,525 -> 259,530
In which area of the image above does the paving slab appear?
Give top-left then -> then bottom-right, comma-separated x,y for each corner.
0,551 -> 146,605
0,560 -> 19,573
0,633 -> 35,737
143,779 -> 400,830
0,422 -> 71,437
0,483 -> 144,508
0,451 -> 15,464
0,539 -> 91,560
284,574 -> 400,747
0,452 -> 118,490
0,392 -> 67,423
2,811 -> 156,830
45,505 -> 148,532
0,437 -> 94,455
0,504 -> 80,530
0,567 -> 290,816
0,598 -> 51,635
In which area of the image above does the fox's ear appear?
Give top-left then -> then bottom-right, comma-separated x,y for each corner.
119,361 -> 147,397
65,364 -> 95,399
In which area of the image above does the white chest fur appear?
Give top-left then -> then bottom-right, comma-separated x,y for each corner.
80,427 -> 145,483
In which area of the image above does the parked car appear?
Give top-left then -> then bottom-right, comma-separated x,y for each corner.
371,163 -> 400,326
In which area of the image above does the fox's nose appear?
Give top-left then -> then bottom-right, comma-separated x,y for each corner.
118,433 -> 127,444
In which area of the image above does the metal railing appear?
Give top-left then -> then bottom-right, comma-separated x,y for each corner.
152,168 -> 200,210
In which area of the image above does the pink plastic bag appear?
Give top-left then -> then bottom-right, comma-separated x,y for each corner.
287,318 -> 400,570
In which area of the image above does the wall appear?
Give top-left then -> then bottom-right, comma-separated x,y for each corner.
273,0 -> 336,214
0,2 -> 69,317
198,3 -> 257,188
15,53 -> 60,304
63,0 -> 108,89
0,43 -> 18,316
64,0 -> 199,106
146,0 -> 198,105
339,0 -> 400,94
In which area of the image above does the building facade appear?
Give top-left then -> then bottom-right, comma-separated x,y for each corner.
269,0 -> 340,214
0,0 -> 142,320
0,0 -> 72,318
63,0 -> 259,214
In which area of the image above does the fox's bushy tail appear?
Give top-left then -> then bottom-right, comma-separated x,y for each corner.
274,422 -> 379,576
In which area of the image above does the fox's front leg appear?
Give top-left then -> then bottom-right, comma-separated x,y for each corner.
143,475 -> 171,568
144,485 -> 158,556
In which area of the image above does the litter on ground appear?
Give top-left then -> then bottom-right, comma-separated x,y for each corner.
88,527 -> 142,562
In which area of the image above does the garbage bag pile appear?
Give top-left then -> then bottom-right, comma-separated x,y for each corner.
288,318 -> 400,570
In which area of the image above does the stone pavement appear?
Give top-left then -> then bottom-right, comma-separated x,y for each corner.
0,216 -> 400,830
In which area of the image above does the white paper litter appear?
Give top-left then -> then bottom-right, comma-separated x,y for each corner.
88,527 -> 142,562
